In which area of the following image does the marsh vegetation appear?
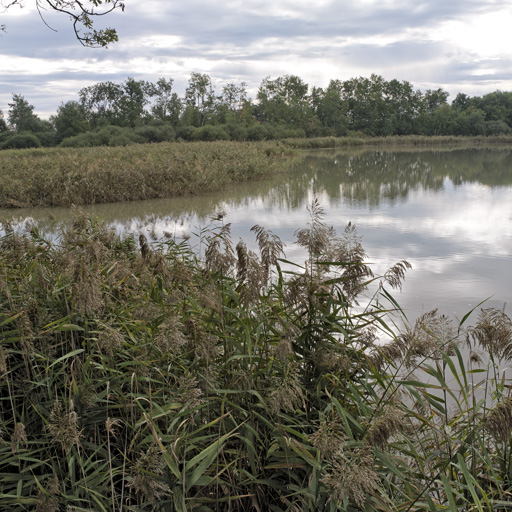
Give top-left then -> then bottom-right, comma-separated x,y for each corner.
1,203 -> 512,511
0,140 -> 296,208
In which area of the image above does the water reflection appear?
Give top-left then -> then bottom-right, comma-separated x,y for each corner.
1,146 -> 511,322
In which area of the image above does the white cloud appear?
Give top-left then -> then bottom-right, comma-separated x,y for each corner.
3,0 -> 512,115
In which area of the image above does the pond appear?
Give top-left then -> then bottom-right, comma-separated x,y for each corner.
2,145 -> 511,325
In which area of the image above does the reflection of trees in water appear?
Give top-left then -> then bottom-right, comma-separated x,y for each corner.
1,147 -> 512,234
299,147 -> 512,207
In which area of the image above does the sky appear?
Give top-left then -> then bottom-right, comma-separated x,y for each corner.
2,0 -> 512,119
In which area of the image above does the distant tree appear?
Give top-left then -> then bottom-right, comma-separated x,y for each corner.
453,106 -> 486,135
185,73 -> 216,126
384,79 -> 422,135
51,100 -> 89,141
431,105 -> 456,135
421,88 -> 450,114
314,82 -> 348,136
79,81 -> 123,127
415,88 -> 450,134
1,0 -> 124,47
452,92 -> 471,111
8,94 -> 42,132
474,91 -> 512,128
0,110 -> 8,132
256,75 -> 312,128
341,74 -> 392,135
117,77 -> 152,127
222,82 -> 248,112
149,78 -> 182,125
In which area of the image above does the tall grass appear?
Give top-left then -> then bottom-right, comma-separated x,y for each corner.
1,205 -> 511,510
282,134 -> 512,149
0,141 -> 297,208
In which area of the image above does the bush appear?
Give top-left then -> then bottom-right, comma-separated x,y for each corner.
134,124 -> 175,143
485,120 -> 512,136
247,124 -> 270,141
1,132 -> 42,150
60,132 -> 102,148
224,123 -> 248,141
191,124 -> 230,141
33,130 -> 58,147
175,125 -> 197,141
60,126 -> 143,148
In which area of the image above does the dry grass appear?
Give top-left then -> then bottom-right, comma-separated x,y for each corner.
0,140 -> 297,208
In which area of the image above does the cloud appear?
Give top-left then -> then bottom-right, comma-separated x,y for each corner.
2,0 -> 512,117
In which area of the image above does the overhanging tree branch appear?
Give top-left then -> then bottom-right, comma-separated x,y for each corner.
2,0 -> 125,46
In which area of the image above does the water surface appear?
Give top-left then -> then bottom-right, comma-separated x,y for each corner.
2,146 -> 511,325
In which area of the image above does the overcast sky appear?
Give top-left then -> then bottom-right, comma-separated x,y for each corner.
2,0 -> 512,119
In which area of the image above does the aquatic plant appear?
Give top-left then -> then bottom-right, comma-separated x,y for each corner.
0,140 -> 297,208
0,205 -> 511,510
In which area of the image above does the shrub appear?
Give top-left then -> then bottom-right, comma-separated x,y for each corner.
485,120 -> 512,136
134,124 -> 175,143
1,132 -> 42,150
175,125 -> 197,141
60,131 -> 102,147
191,124 -> 230,141
224,123 -> 248,141
247,124 -> 270,141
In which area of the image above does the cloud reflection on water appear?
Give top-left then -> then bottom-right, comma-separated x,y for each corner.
1,146 -> 511,322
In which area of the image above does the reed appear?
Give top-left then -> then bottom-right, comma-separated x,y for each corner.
282,134 -> 512,149
0,140 -> 297,208
1,206 -> 511,511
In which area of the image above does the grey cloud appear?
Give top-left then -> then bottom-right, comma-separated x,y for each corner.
2,0 -> 512,115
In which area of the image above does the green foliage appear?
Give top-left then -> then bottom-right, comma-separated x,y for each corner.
1,132 -> 42,149
8,73 -> 512,152
191,124 -> 230,141
8,94 -> 44,133
59,130 -> 102,148
52,101 -> 90,141
134,123 -> 176,143
1,205 -> 511,510
60,125 -> 143,147
3,0 -> 125,47
0,109 -> 8,133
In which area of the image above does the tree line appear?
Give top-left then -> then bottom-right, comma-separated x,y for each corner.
1,72 -> 512,149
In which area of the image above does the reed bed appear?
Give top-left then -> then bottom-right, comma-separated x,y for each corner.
1,204 -> 512,511
0,141 -> 297,208
282,134 -> 512,149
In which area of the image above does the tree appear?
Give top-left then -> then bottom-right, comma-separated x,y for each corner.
8,94 -> 42,132
1,0 -> 124,47
117,77 -> 152,127
222,82 -> 248,112
51,100 -> 89,140
149,78 -> 182,125
383,79 -> 422,135
256,75 -> 312,128
185,73 -> 216,126
0,110 -> 8,132
341,74 -> 392,135
421,88 -> 449,114
314,82 -> 348,136
452,92 -> 471,111
79,80 -> 123,127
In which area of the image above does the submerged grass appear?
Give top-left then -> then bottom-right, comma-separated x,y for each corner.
0,140 -> 297,208
1,204 -> 512,511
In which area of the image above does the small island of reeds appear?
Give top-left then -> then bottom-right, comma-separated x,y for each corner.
0,140 -> 296,208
